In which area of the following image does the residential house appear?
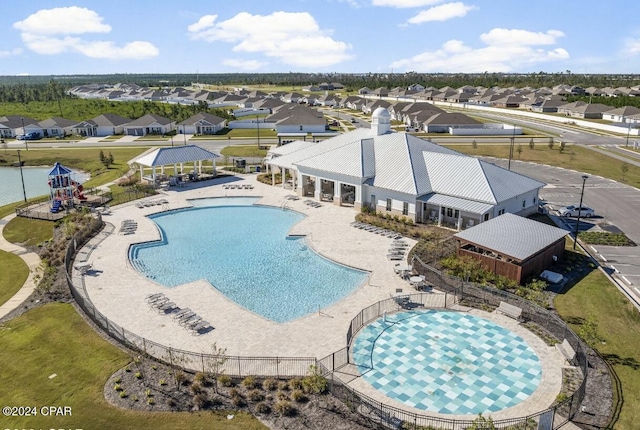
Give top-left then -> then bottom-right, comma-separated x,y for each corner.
71,113 -> 130,137
266,105 -> 327,136
421,112 -> 481,133
178,112 -> 226,135
0,115 -> 41,138
602,106 -> 640,123
38,117 -> 77,137
124,114 -> 175,136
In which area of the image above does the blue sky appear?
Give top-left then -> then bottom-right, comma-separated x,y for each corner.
3,0 -> 640,75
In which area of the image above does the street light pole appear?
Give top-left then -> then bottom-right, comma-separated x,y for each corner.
183,125 -> 187,145
508,123 -> 515,170
20,117 -> 29,151
625,121 -> 631,147
256,115 -> 260,149
17,150 -> 27,203
573,175 -> 589,250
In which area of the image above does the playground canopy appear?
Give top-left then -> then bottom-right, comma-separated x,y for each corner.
48,161 -> 73,176
129,145 -> 220,184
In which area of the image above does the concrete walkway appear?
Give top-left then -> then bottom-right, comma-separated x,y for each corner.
0,213 -> 42,320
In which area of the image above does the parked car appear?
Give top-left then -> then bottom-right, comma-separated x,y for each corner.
17,132 -> 41,141
350,118 -> 357,123
558,204 -> 594,218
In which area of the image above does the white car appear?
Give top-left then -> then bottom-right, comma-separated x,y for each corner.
558,204 -> 594,218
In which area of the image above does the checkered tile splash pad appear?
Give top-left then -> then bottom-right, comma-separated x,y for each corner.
352,310 -> 541,415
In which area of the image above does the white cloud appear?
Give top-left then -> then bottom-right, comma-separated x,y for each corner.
407,2 -> 476,23
480,28 -> 565,46
187,14 -> 217,33
222,59 -> 267,71
372,0 -> 443,7
390,29 -> 570,72
0,48 -> 23,58
188,11 -> 352,68
13,6 -> 111,35
13,6 -> 158,60
625,38 -> 640,55
75,41 -> 159,60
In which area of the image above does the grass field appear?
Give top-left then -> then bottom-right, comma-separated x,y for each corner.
554,270 -> 640,429
220,145 -> 268,158
0,250 -> 29,307
2,217 -> 54,246
446,144 -> 640,187
0,303 -> 267,430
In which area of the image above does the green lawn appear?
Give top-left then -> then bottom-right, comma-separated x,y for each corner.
447,144 -> 640,187
220,145 -> 268,158
554,270 -> 640,429
0,250 -> 29,307
0,303 -> 267,430
2,217 -> 54,246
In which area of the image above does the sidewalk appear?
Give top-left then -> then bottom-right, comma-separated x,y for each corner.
0,214 -> 41,320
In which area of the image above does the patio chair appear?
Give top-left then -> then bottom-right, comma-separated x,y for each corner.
190,320 -> 211,335
387,254 -> 404,261
145,293 -> 165,303
157,301 -> 177,313
172,308 -> 192,319
181,315 -> 202,327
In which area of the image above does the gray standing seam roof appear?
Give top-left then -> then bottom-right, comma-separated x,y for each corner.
133,145 -> 219,167
453,213 -> 567,261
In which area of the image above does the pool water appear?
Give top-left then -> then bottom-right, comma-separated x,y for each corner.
129,197 -> 368,323
352,310 -> 541,415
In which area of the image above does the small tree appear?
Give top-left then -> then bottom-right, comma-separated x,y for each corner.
472,139 -> 478,150
99,149 -> 105,163
108,151 -> 114,165
468,413 -> 496,430
205,342 -> 228,394
548,137 -> 554,150
529,138 -> 534,149
559,140 -> 566,153
621,162 -> 630,181
516,144 -> 523,158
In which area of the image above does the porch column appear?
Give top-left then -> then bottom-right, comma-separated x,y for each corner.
314,177 -> 321,200
271,169 -> 276,186
212,158 -> 217,177
296,171 -> 303,196
282,168 -> 286,188
333,181 -> 341,206
438,205 -> 443,226
160,165 -> 165,175
139,165 -> 144,182
456,211 -> 462,231
173,163 -> 178,176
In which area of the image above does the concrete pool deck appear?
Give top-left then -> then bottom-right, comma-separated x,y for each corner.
75,173 -> 570,421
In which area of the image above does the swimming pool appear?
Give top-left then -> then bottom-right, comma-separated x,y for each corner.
352,310 -> 541,415
129,197 -> 368,323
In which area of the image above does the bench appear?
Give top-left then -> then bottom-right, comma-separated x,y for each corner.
496,301 -> 523,321
556,339 -> 576,365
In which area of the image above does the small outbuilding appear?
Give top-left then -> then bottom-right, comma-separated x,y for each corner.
453,213 -> 567,284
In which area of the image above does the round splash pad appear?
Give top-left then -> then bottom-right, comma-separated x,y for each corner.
352,310 -> 541,415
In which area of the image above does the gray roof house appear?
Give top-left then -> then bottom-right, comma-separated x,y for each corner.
124,114 -> 174,136
38,117 -> 77,137
266,108 -> 544,229
178,112 -> 226,135
71,113 -> 131,137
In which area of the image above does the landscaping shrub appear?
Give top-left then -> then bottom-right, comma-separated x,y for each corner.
291,389 -> 308,403
274,400 -> 295,417
276,390 -> 289,401
302,365 -> 327,395
278,380 -> 289,391
248,389 -> 264,402
262,378 -> 278,391
218,375 -> 233,387
241,376 -> 258,389
288,377 -> 303,390
255,402 -> 271,414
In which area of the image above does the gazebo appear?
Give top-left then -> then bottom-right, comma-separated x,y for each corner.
129,145 -> 220,186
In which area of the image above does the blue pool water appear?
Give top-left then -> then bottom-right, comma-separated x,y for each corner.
352,310 -> 541,415
130,197 -> 368,322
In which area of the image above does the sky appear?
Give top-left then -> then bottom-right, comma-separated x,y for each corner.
2,0 -> 640,76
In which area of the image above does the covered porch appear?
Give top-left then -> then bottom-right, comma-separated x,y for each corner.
416,193 -> 492,230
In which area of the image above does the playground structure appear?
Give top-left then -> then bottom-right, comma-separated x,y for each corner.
48,162 -> 87,213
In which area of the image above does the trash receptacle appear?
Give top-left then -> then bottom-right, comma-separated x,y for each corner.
255,166 -> 261,173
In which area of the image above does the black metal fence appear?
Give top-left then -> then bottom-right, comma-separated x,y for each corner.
64,219 -> 589,429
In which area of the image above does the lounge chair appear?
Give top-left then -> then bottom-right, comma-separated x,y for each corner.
145,293 -> 165,303
387,254 -> 404,261
190,320 -> 210,334
181,315 -> 202,327
172,308 -> 192,319
135,202 -> 144,209
149,297 -> 169,307
157,301 -> 177,313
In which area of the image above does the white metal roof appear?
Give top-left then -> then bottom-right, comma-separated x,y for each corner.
453,213 -> 567,261
417,193 -> 494,214
131,145 -> 219,167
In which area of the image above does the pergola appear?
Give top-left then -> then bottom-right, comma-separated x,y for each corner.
129,145 -> 220,184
